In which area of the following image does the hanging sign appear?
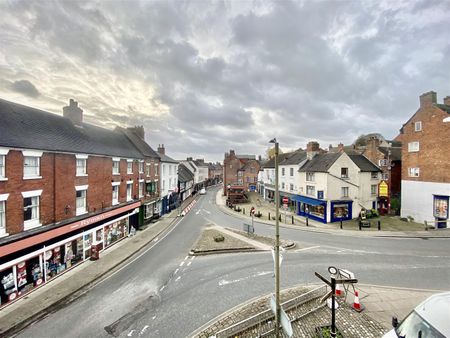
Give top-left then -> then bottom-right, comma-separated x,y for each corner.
379,181 -> 388,197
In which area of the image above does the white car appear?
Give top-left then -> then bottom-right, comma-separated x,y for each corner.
199,188 -> 206,195
383,291 -> 450,338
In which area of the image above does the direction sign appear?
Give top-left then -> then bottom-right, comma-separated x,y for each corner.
269,295 -> 293,337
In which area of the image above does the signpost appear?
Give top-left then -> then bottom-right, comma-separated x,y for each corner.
315,267 -> 358,338
243,223 -> 254,234
282,197 -> 289,223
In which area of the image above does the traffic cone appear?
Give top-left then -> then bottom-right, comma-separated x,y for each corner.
335,283 -> 343,297
352,291 -> 364,312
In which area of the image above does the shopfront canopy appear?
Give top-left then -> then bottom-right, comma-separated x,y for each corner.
292,195 -> 324,206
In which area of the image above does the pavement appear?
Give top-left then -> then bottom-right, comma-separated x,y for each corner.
216,190 -> 450,239
0,187 -> 445,337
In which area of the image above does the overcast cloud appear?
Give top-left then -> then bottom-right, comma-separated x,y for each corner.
0,0 -> 448,161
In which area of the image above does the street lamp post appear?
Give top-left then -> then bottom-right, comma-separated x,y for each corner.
270,138 -> 281,337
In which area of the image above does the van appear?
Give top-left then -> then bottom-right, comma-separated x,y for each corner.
382,291 -> 450,338
199,188 -> 206,195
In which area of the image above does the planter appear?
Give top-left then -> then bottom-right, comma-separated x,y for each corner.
315,325 -> 344,338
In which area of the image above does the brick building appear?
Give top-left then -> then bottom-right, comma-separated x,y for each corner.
0,99 -> 145,307
223,150 -> 260,195
398,91 -> 450,225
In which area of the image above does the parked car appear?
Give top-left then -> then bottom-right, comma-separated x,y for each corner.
383,291 -> 450,338
199,188 -> 206,195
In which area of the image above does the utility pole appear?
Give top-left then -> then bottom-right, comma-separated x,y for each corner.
270,138 -> 280,337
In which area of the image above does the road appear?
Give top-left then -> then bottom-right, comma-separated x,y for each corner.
17,187 -> 450,338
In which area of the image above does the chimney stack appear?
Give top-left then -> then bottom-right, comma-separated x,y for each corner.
419,91 -> 437,108
306,141 -> 320,160
157,144 -> 165,155
128,125 -> 145,139
63,99 -> 83,126
444,96 -> 450,106
337,143 -> 344,152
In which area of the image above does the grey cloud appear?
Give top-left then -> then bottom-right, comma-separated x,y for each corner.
10,80 -> 40,98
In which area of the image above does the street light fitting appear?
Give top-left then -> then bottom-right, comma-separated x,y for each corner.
269,138 -> 277,144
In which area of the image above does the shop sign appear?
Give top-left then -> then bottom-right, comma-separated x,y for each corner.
379,181 -> 388,197
433,196 -> 449,218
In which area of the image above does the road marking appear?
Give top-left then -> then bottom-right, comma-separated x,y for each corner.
140,326 -> 149,335
187,261 -> 192,266
179,261 -> 185,267
196,210 -> 200,215
152,316 -> 156,320
174,268 -> 179,275
190,256 -> 195,260
295,245 -> 320,252
127,330 -> 135,337
219,271 -> 272,286
159,285 -> 165,292
204,210 -> 211,214
153,237 -> 159,242
184,256 -> 189,260
175,276 -> 181,282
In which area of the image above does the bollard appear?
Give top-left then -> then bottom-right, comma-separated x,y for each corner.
243,208 -> 245,215
377,220 -> 381,231
292,215 -> 294,224
279,215 -> 281,222
306,217 -> 309,226
269,212 -> 271,220
340,220 -> 343,229
359,220 -> 362,231
424,221 -> 428,231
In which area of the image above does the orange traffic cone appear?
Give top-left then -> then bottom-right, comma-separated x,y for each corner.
335,283 -> 343,297
352,291 -> 364,312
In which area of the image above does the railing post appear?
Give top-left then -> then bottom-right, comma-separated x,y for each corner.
359,220 -> 362,231
269,212 -> 271,220
424,220 -> 428,231
377,220 -> 381,231
340,220 -> 343,229
292,215 -> 294,224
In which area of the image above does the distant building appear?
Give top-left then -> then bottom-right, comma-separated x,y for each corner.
223,150 -> 259,195
208,162 -> 223,185
398,91 -> 450,225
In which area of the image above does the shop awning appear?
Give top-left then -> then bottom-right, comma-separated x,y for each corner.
291,195 -> 324,206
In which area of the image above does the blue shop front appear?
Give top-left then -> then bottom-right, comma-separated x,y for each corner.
292,195 -> 353,223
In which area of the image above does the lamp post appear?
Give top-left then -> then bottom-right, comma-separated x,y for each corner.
269,138 -> 280,337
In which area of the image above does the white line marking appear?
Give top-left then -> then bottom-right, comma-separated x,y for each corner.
296,245 -> 320,252
140,325 -> 149,335
219,271 -> 272,286
195,210 -> 200,215
175,276 -> 181,282
153,237 -> 159,242
159,285 -> 165,291
179,261 -> 185,267
190,256 -> 195,260
174,268 -> 179,275
184,256 -> 189,260
187,261 -> 192,266
127,330 -> 135,337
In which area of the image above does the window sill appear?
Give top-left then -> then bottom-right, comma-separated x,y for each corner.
0,177 -> 8,181
76,174 -> 88,177
112,173 -> 120,176
127,172 -> 133,175
23,176 -> 42,180
76,210 -> 88,216
112,201 -> 119,206
0,232 -> 9,238
24,221 -> 42,231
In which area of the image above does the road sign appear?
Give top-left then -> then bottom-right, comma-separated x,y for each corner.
282,197 -> 289,204
243,223 -> 254,234
269,295 -> 293,337
283,203 -> 288,209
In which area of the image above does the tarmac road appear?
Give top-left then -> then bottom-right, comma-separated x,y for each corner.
15,187 -> 450,338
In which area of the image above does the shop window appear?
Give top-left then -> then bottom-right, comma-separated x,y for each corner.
127,183 -> 133,201
0,155 -> 5,178
306,172 -> 315,181
83,232 -> 93,259
306,185 -> 315,196
309,204 -> 325,218
104,220 -> 128,248
112,185 -> 119,205
371,184 -> 377,196
112,160 -> 120,175
24,156 -> 40,178
45,244 -> 72,280
0,267 -> 16,305
371,172 -> 378,179
414,121 -> 422,132
23,196 -> 40,229
408,142 -> 419,152
76,189 -> 87,215
341,187 -> 349,198
333,204 -> 349,219
127,161 -> 133,174
341,168 -> 348,178
408,167 -> 420,177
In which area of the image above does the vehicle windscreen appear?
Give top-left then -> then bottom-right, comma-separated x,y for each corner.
396,311 -> 445,338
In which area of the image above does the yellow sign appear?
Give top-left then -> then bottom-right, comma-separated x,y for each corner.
379,181 -> 388,197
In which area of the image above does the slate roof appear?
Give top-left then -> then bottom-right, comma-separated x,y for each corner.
0,99 -> 143,158
236,154 -> 256,159
261,153 -> 292,168
120,127 -> 160,159
299,153 -> 341,172
436,104 -> 450,114
159,153 -> 178,163
178,163 -> 194,182
379,147 -> 402,161
349,155 -> 381,172
280,151 -> 307,165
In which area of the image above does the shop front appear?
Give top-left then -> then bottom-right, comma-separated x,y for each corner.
0,202 -> 140,309
330,200 -> 353,222
292,195 -> 327,223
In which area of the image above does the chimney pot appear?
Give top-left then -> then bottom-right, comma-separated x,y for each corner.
444,96 -> 450,106
419,91 -> 437,108
63,99 -> 83,126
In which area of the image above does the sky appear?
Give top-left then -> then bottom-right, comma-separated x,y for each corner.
0,0 -> 449,162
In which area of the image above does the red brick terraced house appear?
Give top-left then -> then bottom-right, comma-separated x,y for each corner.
0,99 -> 146,308
397,91 -> 450,226
223,150 -> 260,195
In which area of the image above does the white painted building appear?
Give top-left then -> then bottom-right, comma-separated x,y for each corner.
156,145 -> 178,215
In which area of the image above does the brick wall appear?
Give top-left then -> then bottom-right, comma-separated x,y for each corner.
401,102 -> 450,183
0,151 -> 143,236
